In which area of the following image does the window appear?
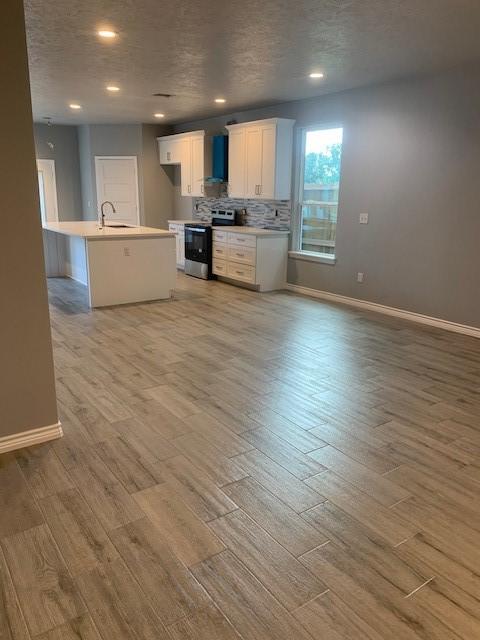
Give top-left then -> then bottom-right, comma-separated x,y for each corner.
294,126 -> 344,261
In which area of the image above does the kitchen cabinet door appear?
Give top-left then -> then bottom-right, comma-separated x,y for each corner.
180,138 -> 192,196
176,229 -> 185,268
190,136 -> 204,196
259,124 -> 276,199
228,127 -> 246,198
245,127 -> 262,199
159,138 -> 184,165
226,119 -> 294,201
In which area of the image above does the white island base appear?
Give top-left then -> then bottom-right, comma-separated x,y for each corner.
43,222 -> 176,308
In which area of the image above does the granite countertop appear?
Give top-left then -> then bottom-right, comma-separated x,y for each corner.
43,221 -> 175,240
212,226 -> 289,236
167,220 -> 289,236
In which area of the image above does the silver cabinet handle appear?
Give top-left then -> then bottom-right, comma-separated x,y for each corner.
259,185 -> 262,195
201,184 -> 204,194
167,151 -> 171,161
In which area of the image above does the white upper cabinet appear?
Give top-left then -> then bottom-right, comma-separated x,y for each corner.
159,136 -> 185,165
157,131 -> 205,197
226,118 -> 295,200
190,134 -> 205,197
227,127 -> 246,198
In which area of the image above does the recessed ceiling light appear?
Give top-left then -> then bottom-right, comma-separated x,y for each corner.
106,85 -> 120,92
309,72 -> 324,79
97,29 -> 117,39
154,113 -> 165,118
214,98 -> 226,103
69,103 -> 82,109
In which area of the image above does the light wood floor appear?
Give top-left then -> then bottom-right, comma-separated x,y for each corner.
2,273 -> 480,639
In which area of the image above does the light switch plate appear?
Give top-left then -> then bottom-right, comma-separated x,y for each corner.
357,272 -> 364,283
359,213 -> 369,224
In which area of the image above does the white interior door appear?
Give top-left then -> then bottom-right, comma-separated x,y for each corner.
95,156 -> 140,225
37,159 -> 59,223
37,159 -> 62,276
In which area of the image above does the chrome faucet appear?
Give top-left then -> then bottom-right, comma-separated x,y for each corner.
98,201 -> 116,229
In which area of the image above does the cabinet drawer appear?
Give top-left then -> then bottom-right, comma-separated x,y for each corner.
212,243 -> 227,259
227,232 -> 257,248
213,230 -> 228,243
227,262 -> 256,284
227,245 -> 256,266
212,258 -> 227,275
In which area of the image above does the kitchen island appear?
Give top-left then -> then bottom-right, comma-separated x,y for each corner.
42,222 -> 176,307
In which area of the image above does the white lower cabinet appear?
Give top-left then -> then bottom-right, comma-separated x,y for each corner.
168,222 -> 185,269
212,229 -> 288,292
227,261 -> 256,284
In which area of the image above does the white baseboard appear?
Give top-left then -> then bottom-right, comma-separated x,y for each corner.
285,284 -> 480,339
0,422 -> 63,454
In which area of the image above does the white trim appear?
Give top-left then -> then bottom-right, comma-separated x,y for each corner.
289,250 -> 336,265
0,422 -> 63,454
94,155 -> 140,225
285,283 -> 480,338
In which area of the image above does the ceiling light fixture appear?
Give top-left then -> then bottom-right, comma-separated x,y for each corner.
106,85 -> 120,92
309,72 -> 324,79
154,113 -> 165,118
69,103 -> 82,109
214,98 -> 226,104
97,29 -> 117,38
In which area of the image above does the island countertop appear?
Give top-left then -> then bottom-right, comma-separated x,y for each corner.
43,221 -> 174,240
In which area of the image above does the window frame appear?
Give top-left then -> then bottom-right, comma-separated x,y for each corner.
290,123 -> 344,265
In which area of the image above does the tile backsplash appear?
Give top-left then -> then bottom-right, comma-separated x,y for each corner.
192,185 -> 291,230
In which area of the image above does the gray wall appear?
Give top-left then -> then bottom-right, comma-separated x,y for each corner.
34,123 -> 83,221
78,124 -> 143,221
78,123 -> 174,227
1,0 -> 58,438
175,66 -> 480,328
172,166 -> 194,220
141,124 -> 175,228
78,124 -> 95,220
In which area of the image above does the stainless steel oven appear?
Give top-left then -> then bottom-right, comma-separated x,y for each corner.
184,224 -> 212,279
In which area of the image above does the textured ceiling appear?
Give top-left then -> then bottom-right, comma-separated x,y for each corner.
25,0 -> 480,125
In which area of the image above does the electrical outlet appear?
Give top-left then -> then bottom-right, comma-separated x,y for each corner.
123,247 -> 130,257
357,272 -> 364,283
359,213 -> 369,224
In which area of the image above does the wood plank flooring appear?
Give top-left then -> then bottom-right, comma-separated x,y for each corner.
2,272 -> 480,639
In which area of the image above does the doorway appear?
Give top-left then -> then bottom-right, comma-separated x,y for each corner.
37,159 -> 62,276
95,156 -> 140,225
37,159 -> 58,223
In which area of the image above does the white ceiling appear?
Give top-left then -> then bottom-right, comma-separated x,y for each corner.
25,0 -> 480,126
